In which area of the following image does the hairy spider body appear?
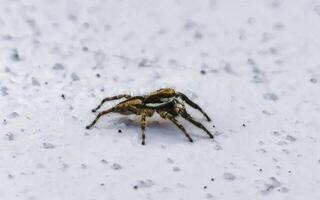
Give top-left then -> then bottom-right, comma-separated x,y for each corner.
86,88 -> 213,145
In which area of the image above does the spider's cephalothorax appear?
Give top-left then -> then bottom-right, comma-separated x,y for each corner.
86,88 -> 213,145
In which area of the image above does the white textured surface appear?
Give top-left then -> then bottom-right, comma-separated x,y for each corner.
1,0 -> 320,200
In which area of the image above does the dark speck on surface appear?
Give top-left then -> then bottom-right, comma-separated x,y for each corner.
10,51 -> 20,61
173,166 -> 180,172
111,163 -> 122,170
310,78 -> 317,84
263,93 -> 279,101
82,46 -> 88,51
71,73 -> 80,81
32,77 -> 41,86
210,178 -> 214,182
42,142 -> 55,149
242,123 -> 246,127
223,173 -> 236,181
61,94 -> 66,100
1,86 -> 9,96
6,133 -> 15,141
118,129 -> 122,133
52,63 -> 65,70
96,73 -> 101,78
101,159 -> 108,164
133,185 -> 138,190
203,186 -> 207,189
138,58 -> 154,67
200,70 -> 206,75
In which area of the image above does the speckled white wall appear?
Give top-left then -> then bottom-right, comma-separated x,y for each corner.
1,0 -> 320,200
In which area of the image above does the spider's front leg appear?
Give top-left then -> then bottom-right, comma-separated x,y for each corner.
92,94 -> 131,113
176,92 -> 211,122
157,111 -> 194,143
177,108 -> 214,139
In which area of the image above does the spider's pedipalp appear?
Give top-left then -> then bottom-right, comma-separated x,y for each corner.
92,94 -> 131,112
176,92 -> 211,122
158,111 -> 194,143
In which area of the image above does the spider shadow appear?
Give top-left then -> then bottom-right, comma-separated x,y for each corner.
99,116 -> 209,144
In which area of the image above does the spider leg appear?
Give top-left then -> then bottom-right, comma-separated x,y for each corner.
158,111 -> 194,143
178,109 -> 213,139
86,108 -> 114,129
140,112 -> 147,145
92,94 -> 131,112
176,92 -> 211,122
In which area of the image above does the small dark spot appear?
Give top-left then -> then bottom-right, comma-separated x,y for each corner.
68,14 -> 77,21
82,46 -> 88,51
81,164 -> 87,169
52,63 -> 65,70
310,78 -> 317,84
8,174 -> 13,179
96,73 -> 101,78
118,129 -> 122,133
111,163 -> 122,170
9,112 -> 19,119
101,159 -> 108,164
10,51 -> 20,61
61,94 -> 66,100
194,31 -> 203,39
167,158 -> 174,164
259,168 -> 263,172
32,77 -> 41,86
1,86 -> 9,96
285,135 -> 297,142
6,133 -> 14,141
206,193 -> 214,199
172,166 -> 180,172
288,170 -> 291,173
200,70 -> 206,75
212,125 -> 215,128
263,93 -> 279,101
44,82 -> 48,85
3,119 -> 7,125
203,186 -> 207,189
242,123 -> 246,127
100,183 -> 105,187
278,187 -> 290,193
71,73 -> 80,81
222,173 -> 236,181
133,185 -> 138,190
138,59 -> 154,67
210,178 -> 214,182
42,142 -> 55,149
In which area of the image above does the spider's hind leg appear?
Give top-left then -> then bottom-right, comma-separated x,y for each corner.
158,111 -> 194,143
92,94 -> 131,112
176,92 -> 211,122
178,109 -> 213,139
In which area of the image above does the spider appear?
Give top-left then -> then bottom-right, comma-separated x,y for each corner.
86,88 -> 213,145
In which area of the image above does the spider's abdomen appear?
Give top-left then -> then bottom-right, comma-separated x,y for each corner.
144,88 -> 176,103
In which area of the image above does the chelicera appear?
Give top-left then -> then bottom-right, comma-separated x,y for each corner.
86,88 -> 213,145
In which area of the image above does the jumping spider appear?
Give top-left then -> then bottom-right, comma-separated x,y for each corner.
86,88 -> 213,145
